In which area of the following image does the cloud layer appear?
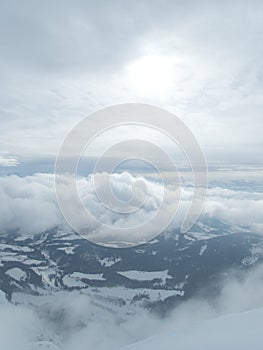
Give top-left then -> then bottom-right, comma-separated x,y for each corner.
0,172 -> 263,241
1,1 -> 263,163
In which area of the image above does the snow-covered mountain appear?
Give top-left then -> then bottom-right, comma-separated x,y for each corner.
1,218 -> 263,312
1,218 -> 263,349
122,306 -> 263,350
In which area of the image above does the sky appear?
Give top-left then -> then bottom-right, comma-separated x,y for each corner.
1,4 -> 263,347
1,0 -> 263,169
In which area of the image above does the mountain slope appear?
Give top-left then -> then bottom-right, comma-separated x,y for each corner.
1,219 -> 263,314
122,306 -> 263,350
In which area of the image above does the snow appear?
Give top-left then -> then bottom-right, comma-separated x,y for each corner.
57,246 -> 75,254
0,243 -> 33,253
117,270 -> 172,283
242,243 -> 263,266
0,254 -> 42,265
122,307 -> 263,350
134,249 -> 146,254
32,267 -> 58,288
199,244 -> 208,256
70,272 -> 106,281
5,267 -> 27,281
0,251 -> 18,257
187,231 -> 218,240
0,290 -> 8,304
196,221 -> 216,233
1,254 -> 27,262
147,239 -> 159,244
92,286 -> 183,303
62,275 -> 86,288
22,259 -> 43,266
100,257 -> 121,267
53,229 -> 79,241
12,285 -> 183,313
62,272 -> 106,287
151,250 -> 158,255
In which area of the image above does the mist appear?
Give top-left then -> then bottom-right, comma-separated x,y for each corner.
1,263 -> 263,350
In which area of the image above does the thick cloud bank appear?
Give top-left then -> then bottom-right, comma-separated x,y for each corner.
0,172 -> 263,241
204,186 -> 263,234
0,174 -> 61,235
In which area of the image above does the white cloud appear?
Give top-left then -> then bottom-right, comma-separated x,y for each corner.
0,172 -> 171,241
0,171 -> 263,242
0,156 -> 19,167
204,187 -> 263,230
0,174 -> 61,235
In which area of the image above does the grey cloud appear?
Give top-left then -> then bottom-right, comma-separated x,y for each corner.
1,1 -> 263,163
0,0 -> 153,74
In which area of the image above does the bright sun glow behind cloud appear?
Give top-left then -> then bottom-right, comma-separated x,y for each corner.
126,54 -> 176,96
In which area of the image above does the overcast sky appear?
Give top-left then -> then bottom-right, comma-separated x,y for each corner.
1,0 -> 263,168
